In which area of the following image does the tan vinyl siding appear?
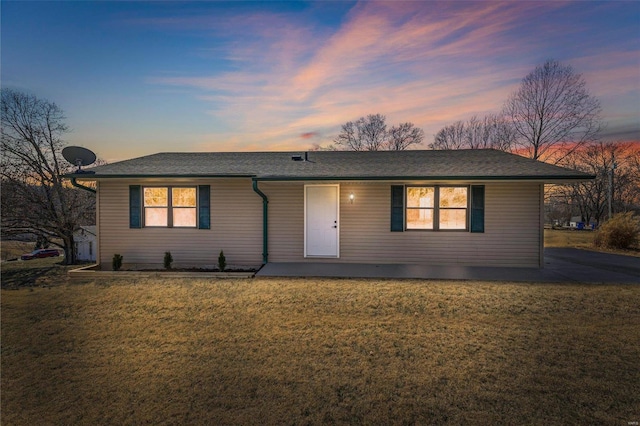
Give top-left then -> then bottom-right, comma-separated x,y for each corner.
97,179 -> 262,269
262,182 -> 305,260
98,179 -> 542,269
262,181 -> 541,267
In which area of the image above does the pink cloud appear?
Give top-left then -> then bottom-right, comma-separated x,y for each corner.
300,132 -> 319,140
146,1 -> 637,153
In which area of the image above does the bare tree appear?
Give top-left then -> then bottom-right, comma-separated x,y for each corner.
387,122 -> 425,150
544,191 -> 574,227
334,114 -> 387,151
550,141 -> 639,225
1,88 -> 96,264
466,115 -> 516,150
608,144 -> 640,214
489,114 -> 519,152
626,148 -> 640,211
431,120 -> 466,150
503,59 -> 602,163
334,114 -> 423,151
430,114 -> 515,151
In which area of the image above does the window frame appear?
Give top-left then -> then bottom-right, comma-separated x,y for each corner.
405,185 -> 469,231
405,186 -> 436,230
142,186 -> 198,228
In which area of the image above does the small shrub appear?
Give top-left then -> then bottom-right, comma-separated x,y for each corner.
218,250 -> 226,272
593,212 -> 640,250
164,251 -> 173,270
112,254 -> 123,271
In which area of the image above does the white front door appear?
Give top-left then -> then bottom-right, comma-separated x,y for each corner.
305,185 -> 339,257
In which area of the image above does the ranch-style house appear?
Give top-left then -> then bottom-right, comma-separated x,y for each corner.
67,149 -> 593,270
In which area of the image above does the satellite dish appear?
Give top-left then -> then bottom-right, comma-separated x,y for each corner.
62,146 -> 96,173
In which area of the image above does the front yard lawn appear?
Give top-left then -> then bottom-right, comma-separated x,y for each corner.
1,256 -> 74,289
2,277 -> 639,424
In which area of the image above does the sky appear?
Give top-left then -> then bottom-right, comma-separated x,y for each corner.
2,1 -> 639,162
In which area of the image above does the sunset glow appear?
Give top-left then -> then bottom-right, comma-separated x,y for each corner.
2,1 -> 638,161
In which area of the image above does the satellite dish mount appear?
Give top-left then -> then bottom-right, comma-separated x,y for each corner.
62,146 -> 97,174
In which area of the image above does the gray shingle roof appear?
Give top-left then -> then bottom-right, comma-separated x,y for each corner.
74,149 -> 593,181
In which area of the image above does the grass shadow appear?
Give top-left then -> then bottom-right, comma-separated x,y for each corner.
1,259 -> 69,289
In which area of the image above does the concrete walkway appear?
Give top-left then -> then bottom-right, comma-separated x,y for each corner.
256,248 -> 640,283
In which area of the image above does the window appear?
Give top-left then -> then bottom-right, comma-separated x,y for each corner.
406,186 -> 468,230
171,187 -> 197,227
439,187 -> 468,230
144,187 -> 169,226
143,186 -> 197,227
130,185 -> 209,230
406,187 -> 435,229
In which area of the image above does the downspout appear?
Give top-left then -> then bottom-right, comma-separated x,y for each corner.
70,177 -> 97,194
252,179 -> 268,264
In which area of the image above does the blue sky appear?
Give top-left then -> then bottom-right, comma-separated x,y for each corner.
2,1 -> 639,162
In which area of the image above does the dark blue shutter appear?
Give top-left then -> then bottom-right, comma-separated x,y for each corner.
470,185 -> 485,233
198,185 -> 210,229
390,185 -> 404,232
129,185 -> 142,228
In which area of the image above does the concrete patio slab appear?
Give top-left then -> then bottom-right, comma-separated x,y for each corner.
256,248 -> 640,283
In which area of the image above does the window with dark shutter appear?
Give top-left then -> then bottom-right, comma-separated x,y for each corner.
198,185 -> 210,229
470,185 -> 485,233
129,185 -> 142,228
405,186 -> 468,231
130,185 -> 210,229
390,185 -> 404,232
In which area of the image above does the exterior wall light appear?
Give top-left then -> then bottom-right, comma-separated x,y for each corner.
349,193 -> 355,204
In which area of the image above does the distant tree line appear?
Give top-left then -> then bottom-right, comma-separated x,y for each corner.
546,141 -> 639,226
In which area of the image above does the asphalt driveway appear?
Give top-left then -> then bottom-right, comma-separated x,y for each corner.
543,248 -> 640,283
256,248 -> 640,283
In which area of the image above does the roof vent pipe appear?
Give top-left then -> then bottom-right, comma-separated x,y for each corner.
305,151 -> 308,162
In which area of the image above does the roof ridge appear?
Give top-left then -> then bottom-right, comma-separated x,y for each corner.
69,149 -> 594,181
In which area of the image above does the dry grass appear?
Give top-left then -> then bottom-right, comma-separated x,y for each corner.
2,277 -> 639,425
544,229 -> 595,248
1,256 -> 73,289
1,241 -> 33,261
545,229 -> 640,257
